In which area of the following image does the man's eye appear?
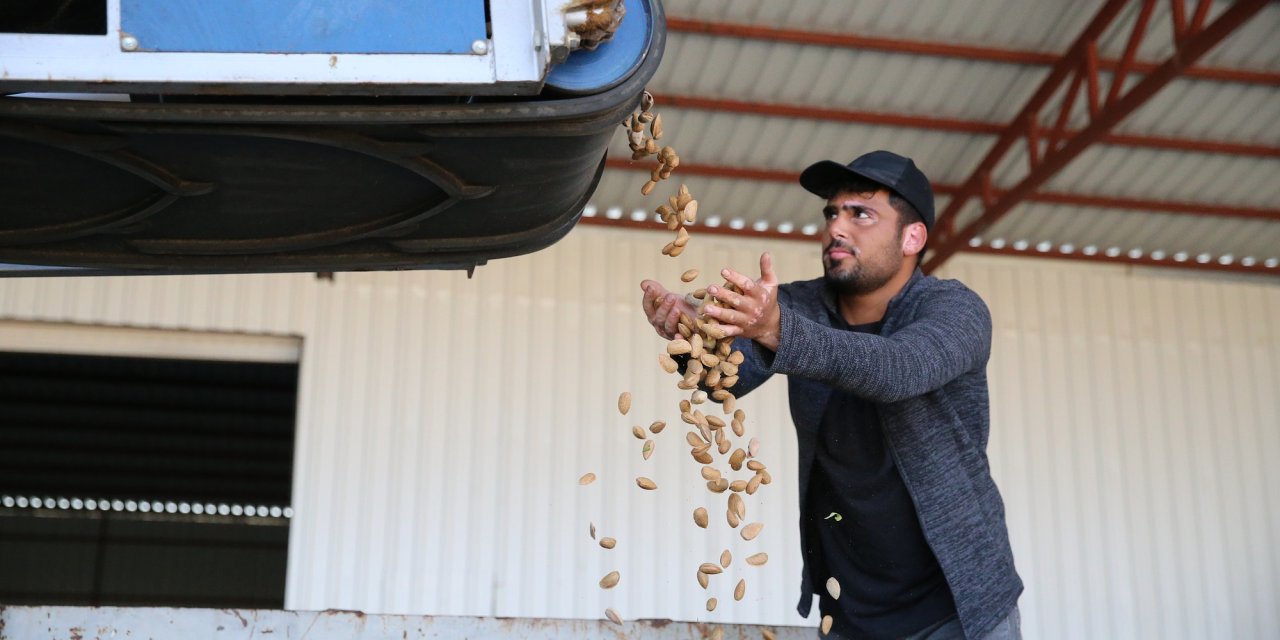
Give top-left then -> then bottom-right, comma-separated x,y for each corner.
853,209 -> 871,219
822,209 -> 837,220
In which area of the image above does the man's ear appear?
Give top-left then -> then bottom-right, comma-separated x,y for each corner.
901,222 -> 928,257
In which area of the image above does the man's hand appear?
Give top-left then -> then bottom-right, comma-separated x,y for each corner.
640,279 -> 698,340
704,252 -> 782,351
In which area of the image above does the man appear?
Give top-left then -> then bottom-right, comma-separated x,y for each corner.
640,151 -> 1022,639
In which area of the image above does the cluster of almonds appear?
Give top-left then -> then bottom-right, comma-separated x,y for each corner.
656,185 -> 697,257
580,90 -> 782,640
623,94 -> 695,256
565,0 -> 626,51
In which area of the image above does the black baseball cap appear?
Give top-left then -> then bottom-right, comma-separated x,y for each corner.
798,150 -> 935,231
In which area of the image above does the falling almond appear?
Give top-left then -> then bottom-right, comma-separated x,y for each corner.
763,630 -> 776,640
697,569 -> 709,589
659,353 -> 679,373
599,571 -> 620,589
746,552 -> 768,566
681,269 -> 699,282
618,392 -> 632,415
579,473 -> 597,486
605,608 -> 622,625
729,493 -> 746,520
826,576 -> 841,600
636,477 -> 657,490
632,425 -> 647,440
747,460 -> 765,471
701,466 -> 721,481
600,537 -> 617,550
720,549 -> 732,568
649,420 -> 667,434
734,578 -> 746,601
698,562 -> 723,575
820,614 -> 833,635
642,439 -> 654,460
694,507 -> 709,528
741,522 -> 764,541
729,448 -> 746,470
706,597 -> 717,612
667,339 -> 692,355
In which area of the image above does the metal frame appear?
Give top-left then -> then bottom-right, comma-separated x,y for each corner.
574,216 -> 1280,277
0,0 -> 555,95
603,159 -> 1280,223
651,94 -> 1280,159
920,0 -> 1270,273
665,15 -> 1280,87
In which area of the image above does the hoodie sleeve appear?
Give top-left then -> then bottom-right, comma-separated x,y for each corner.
757,282 -> 992,402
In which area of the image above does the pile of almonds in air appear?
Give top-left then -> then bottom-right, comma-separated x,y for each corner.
573,90 -> 782,639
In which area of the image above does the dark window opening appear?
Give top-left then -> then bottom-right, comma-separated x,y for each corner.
0,350 -> 299,608
0,0 -> 107,35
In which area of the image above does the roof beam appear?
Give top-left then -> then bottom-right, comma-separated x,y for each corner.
922,0 -> 1270,273
603,159 -> 1280,221
574,217 -> 1280,278
666,17 -> 1280,87
655,94 -> 1280,159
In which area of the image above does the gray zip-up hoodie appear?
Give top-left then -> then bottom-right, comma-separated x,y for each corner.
728,269 -> 1022,639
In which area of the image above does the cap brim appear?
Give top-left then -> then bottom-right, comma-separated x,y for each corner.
799,160 -> 890,198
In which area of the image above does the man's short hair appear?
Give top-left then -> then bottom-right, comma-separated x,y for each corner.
823,177 -> 928,262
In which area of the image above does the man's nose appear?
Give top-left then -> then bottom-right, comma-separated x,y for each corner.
827,216 -> 852,242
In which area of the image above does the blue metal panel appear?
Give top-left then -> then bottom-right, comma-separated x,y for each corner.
120,0 -> 486,54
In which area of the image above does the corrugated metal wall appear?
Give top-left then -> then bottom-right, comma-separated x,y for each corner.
2,226 -> 1277,638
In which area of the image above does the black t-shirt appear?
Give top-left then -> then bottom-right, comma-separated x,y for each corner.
804,320 -> 957,638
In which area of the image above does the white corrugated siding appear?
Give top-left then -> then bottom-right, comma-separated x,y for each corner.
1,229 -> 1278,637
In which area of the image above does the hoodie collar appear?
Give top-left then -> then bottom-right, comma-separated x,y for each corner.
820,268 -> 926,325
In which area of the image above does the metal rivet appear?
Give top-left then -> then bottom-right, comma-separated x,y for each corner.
471,39 -> 489,55
120,35 -> 139,51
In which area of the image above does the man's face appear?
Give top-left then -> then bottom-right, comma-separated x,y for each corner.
820,188 -> 904,295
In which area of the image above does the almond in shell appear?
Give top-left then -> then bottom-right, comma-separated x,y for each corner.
600,571 -> 620,589
694,507 -> 709,528
658,353 -> 679,373
667,339 -> 692,355
728,493 -> 746,520
600,537 -> 617,549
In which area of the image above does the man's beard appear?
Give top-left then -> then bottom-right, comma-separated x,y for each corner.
823,238 -> 901,295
